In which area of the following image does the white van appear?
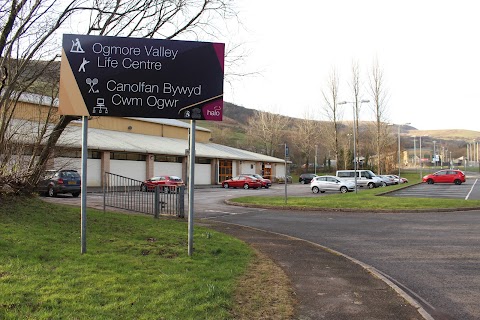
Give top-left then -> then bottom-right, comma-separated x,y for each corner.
335,170 -> 383,189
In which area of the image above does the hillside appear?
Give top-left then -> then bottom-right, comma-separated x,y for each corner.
408,129 -> 480,141
205,102 -> 479,143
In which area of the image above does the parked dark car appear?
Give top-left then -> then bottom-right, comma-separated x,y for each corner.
222,175 -> 262,189
37,169 -> 81,197
299,173 -> 317,184
141,175 -> 184,193
422,169 -> 466,185
241,174 -> 272,188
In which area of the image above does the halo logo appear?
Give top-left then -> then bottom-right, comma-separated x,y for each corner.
203,104 -> 223,120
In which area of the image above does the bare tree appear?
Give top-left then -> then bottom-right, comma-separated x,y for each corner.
320,67 -> 342,167
368,59 -> 390,173
0,0 -> 239,194
246,109 -> 290,157
292,109 -> 320,172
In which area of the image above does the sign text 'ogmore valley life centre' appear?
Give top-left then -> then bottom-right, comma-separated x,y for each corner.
59,34 -> 225,121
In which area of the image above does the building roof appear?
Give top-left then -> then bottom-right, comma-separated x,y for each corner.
56,124 -> 284,163
12,118 -> 284,162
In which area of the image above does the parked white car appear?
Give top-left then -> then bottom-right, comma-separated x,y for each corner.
310,175 -> 356,194
336,169 -> 383,189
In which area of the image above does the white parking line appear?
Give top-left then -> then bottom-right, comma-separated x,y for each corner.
465,179 -> 478,200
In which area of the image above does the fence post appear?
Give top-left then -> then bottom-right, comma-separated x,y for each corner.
178,186 -> 185,218
154,185 -> 159,219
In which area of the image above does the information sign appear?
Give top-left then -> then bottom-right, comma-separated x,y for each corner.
59,34 -> 224,120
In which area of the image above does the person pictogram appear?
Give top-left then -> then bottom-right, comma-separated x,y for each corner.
78,58 -> 90,72
70,38 -> 85,53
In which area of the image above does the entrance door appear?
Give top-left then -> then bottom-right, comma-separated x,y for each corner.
263,163 -> 272,179
218,160 -> 232,183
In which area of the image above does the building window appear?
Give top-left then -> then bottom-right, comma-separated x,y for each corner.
154,155 -> 182,163
57,148 -> 81,158
111,152 -> 146,161
88,151 -> 101,159
196,157 -> 211,164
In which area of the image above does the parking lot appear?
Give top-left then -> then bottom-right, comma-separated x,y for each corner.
385,173 -> 480,200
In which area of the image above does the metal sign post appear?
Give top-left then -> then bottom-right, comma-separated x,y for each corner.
188,120 -> 196,256
81,116 -> 88,254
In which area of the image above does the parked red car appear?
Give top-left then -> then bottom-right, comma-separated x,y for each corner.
422,169 -> 466,185
141,175 -> 184,192
222,175 -> 262,189
241,174 -> 272,188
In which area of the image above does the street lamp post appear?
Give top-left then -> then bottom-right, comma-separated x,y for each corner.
398,123 -> 411,181
419,136 -> 423,178
338,100 -> 370,193
433,140 -> 437,168
314,144 -> 318,175
413,136 -> 417,168
284,143 -> 288,204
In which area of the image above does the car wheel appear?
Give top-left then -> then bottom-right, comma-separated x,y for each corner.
427,179 -> 434,184
454,179 -> 462,185
223,183 -> 229,189
312,186 -> 320,194
300,180 -> 305,184
381,182 -> 387,187
163,186 -> 170,193
72,192 -> 80,198
141,184 -> 147,192
47,186 -> 56,197
340,186 -> 348,193
367,182 -> 375,189
243,184 -> 250,189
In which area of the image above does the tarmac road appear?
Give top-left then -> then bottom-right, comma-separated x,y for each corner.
198,185 -> 480,320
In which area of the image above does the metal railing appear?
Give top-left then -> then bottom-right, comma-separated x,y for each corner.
103,172 -> 185,218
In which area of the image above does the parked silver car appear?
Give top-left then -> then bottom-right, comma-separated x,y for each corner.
377,175 -> 398,186
310,175 -> 356,194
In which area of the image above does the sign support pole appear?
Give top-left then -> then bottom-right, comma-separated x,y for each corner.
188,120 -> 196,256
81,116 -> 88,254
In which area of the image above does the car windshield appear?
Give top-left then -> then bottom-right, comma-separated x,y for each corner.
366,170 -> 376,177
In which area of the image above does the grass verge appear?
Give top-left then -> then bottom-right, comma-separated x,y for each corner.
230,183 -> 480,210
0,197 -> 293,319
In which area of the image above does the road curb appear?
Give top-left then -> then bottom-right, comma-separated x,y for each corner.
224,199 -> 480,213
207,219 -> 435,320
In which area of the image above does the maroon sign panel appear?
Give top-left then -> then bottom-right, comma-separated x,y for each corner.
59,34 -> 224,121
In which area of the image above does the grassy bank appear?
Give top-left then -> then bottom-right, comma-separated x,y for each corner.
0,198 -> 276,319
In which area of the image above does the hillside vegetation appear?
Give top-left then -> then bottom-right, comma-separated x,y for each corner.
202,102 -> 479,147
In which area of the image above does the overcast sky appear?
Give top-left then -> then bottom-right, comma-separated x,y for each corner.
221,0 -> 480,131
